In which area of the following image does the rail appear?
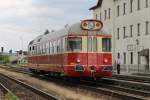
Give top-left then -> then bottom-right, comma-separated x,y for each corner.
0,83 -> 18,100
0,73 -> 59,100
0,64 -> 150,100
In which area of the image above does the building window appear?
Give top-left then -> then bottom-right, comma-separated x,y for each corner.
131,52 -> 133,64
123,26 -> 126,39
95,14 -> 97,19
117,5 -> 120,16
117,53 -> 120,59
130,0 -> 133,13
104,10 -> 107,20
137,23 -> 140,36
137,0 -> 140,10
123,52 -> 126,64
117,28 -> 120,40
108,8 -> 111,19
100,12 -> 102,20
130,25 -> 133,37
138,52 -> 141,64
145,0 -> 149,7
123,3 -> 126,15
146,21 -> 149,34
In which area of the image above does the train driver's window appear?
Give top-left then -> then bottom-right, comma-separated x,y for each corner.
102,38 -> 111,52
67,37 -> 82,52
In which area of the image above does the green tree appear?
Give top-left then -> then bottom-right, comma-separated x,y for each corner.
0,55 -> 10,64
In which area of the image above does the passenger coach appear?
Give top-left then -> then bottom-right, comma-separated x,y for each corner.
28,19 -> 112,78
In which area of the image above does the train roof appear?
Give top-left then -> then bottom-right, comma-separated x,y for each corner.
29,20 -> 110,46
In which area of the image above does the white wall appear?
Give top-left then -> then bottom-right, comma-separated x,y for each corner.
92,0 -> 150,70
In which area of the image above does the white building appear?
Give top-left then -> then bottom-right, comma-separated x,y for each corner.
90,0 -> 150,72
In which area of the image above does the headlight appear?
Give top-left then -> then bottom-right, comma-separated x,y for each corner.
76,59 -> 80,63
104,58 -> 108,63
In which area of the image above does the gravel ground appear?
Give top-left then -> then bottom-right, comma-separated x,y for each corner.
0,89 -> 4,100
0,67 -> 119,100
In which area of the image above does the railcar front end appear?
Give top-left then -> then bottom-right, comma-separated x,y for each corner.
63,35 -> 112,78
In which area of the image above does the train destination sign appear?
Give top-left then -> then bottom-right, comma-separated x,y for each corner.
81,19 -> 103,31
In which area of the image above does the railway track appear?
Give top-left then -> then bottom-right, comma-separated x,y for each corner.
133,73 -> 150,77
80,79 -> 150,100
112,74 -> 150,83
0,71 -> 58,100
0,83 -> 18,100
0,65 -> 150,100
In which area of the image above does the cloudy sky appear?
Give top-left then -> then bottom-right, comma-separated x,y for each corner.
0,0 -> 96,52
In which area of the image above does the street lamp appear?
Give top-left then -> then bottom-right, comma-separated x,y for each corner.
136,39 -> 144,72
136,39 -> 140,72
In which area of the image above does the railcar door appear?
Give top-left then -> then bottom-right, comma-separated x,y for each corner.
87,36 -> 98,76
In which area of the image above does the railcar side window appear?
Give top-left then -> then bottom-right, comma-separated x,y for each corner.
54,41 -> 57,53
102,38 -> 111,52
40,44 -> 42,54
51,42 -> 54,53
42,43 -> 46,54
49,42 -> 51,54
60,38 -> 63,52
46,42 -> 49,54
37,45 -> 40,54
57,40 -> 61,53
29,47 -> 32,51
67,37 -> 82,52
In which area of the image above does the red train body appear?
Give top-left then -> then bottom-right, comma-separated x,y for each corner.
27,19 -> 112,78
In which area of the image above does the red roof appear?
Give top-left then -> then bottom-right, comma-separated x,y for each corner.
89,0 -> 103,10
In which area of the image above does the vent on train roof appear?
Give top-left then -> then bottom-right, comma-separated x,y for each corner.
44,29 -> 50,35
37,38 -> 41,42
29,40 -> 34,45
51,30 -> 55,32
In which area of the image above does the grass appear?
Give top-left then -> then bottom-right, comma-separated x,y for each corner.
5,92 -> 19,100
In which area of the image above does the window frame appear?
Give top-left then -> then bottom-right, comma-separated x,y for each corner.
130,25 -> 133,37
145,0 -> 149,7
123,3 -> 126,15
146,21 -> 149,35
137,23 -> 140,36
130,0 -> 133,13
123,26 -> 126,39
102,38 -> 111,52
117,5 -> 120,17
104,10 -> 107,20
117,28 -> 120,40
137,0 -> 140,10
108,8 -> 111,19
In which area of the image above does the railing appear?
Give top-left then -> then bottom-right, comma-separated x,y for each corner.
113,64 -> 150,73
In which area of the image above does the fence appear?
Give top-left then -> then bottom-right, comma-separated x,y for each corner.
113,64 -> 150,73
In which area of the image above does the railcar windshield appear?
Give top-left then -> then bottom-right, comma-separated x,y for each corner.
102,38 -> 111,52
67,37 -> 82,52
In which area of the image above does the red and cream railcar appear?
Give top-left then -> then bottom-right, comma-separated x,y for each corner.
28,19 -> 112,78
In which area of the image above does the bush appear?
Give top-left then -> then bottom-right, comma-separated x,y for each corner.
0,55 -> 10,64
